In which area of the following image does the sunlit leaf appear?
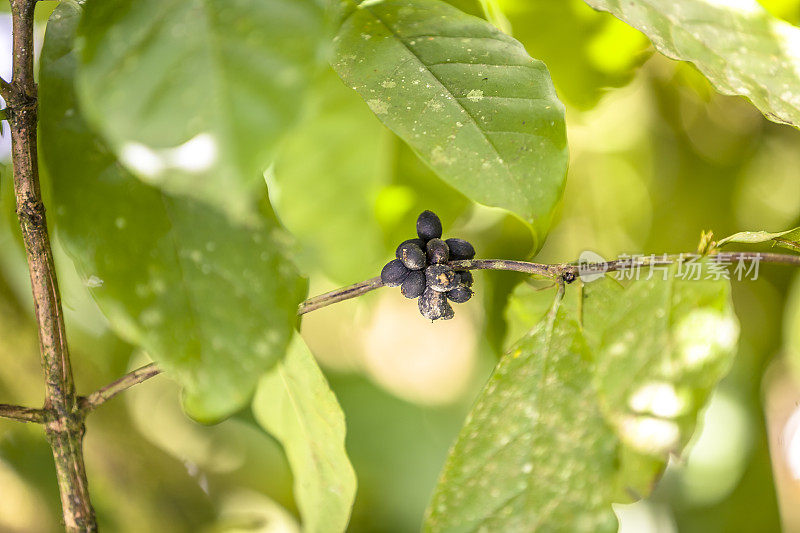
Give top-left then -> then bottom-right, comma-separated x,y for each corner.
717,227 -> 800,251
75,0 -> 324,219
253,336 -> 357,533
426,266 -> 738,530
331,0 -> 568,251
40,1 -> 306,423
585,0 -> 800,128
267,72 -> 391,283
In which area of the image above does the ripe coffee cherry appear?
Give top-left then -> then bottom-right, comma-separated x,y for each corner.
456,270 -> 473,287
447,286 -> 473,303
381,259 -> 410,287
426,238 -> 449,265
445,238 -> 475,260
401,270 -> 426,299
396,241 -> 426,270
416,210 -> 443,241
418,287 -> 454,321
426,264 -> 457,292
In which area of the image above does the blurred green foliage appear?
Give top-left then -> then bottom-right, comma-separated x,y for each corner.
0,0 -> 798,531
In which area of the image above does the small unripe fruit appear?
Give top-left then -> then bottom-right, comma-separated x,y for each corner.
445,238 -> 475,260
416,210 -> 442,241
381,259 -> 410,287
418,287 -> 454,320
426,238 -> 449,264
401,270 -> 426,298
425,264 -> 457,292
446,285 -> 473,303
456,270 -> 473,287
396,241 -> 426,270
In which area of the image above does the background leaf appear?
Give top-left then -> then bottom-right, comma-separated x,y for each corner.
426,267 -> 738,530
75,0 -> 324,219
585,0 -> 800,128
253,336 -> 357,533
40,1 -> 306,422
267,72 -> 391,283
331,0 -> 568,251
499,0 -> 649,110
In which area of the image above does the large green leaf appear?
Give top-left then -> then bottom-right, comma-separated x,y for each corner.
585,0 -> 800,128
426,267 -> 738,531
75,0 -> 324,219
40,1 -> 306,423
253,336 -> 357,533
331,0 -> 568,250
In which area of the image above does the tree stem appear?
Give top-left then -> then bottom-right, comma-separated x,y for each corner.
8,0 -> 96,530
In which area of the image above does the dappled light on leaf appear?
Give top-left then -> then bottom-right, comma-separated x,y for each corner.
586,0 -> 800,128
75,0 -> 325,219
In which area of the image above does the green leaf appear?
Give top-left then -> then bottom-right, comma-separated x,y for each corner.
75,0 -> 324,219
582,272 -> 739,456
253,336 -> 357,533
331,0 -> 568,251
40,1 -> 306,423
716,227 -> 800,251
585,0 -> 800,128
426,267 -> 738,531
267,71 -> 391,283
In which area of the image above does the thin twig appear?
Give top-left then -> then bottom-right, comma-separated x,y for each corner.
298,276 -> 384,315
79,363 -> 162,413
0,403 -> 45,423
296,251 -> 800,314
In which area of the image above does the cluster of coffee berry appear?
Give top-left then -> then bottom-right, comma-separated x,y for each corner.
380,210 -> 475,321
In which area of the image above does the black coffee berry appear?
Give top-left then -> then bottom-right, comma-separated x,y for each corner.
563,271 -> 576,284
398,238 -> 426,252
401,270 -> 426,299
446,285 -> 473,303
416,210 -> 442,241
445,238 -> 475,260
426,238 -> 449,265
396,241 -> 426,270
382,210 -> 476,320
456,270 -> 473,287
425,264 -> 457,292
418,287 -> 454,321
381,259 -> 410,287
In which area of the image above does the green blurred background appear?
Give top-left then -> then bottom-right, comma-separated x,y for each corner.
2,0 -> 800,531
